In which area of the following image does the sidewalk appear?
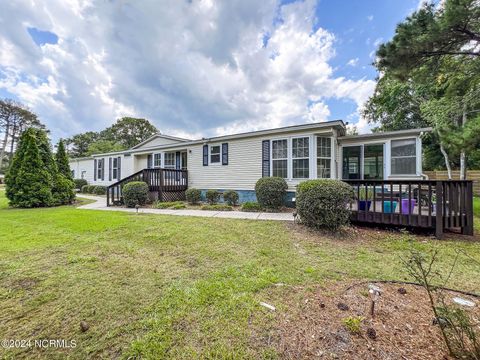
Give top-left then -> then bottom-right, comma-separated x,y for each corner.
76,194 -> 294,221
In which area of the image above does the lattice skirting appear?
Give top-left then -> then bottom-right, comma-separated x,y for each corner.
160,191 -> 186,202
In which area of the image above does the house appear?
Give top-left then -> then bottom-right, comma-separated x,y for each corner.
69,120 -> 431,204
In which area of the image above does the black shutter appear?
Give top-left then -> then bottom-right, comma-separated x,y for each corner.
101,159 -> 105,181
147,154 -> 153,168
262,140 -> 270,177
222,143 -> 228,165
117,156 -> 121,179
109,157 -> 112,181
94,159 -> 97,181
203,145 -> 208,166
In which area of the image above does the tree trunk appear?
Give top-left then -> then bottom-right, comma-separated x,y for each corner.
8,120 -> 17,164
459,109 -> 467,180
0,120 -> 10,171
439,143 -> 452,180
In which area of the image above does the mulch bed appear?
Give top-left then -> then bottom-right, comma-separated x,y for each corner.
263,282 -> 479,359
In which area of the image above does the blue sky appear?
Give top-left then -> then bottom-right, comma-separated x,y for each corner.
0,0 -> 423,142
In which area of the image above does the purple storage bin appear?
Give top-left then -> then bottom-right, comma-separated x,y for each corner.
401,199 -> 416,214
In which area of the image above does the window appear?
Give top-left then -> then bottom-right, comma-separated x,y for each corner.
112,157 -> 119,179
97,159 -> 103,179
364,144 -> 383,180
81,171 -> 86,179
164,152 -> 175,169
391,139 -> 416,175
272,139 -> 288,178
71,170 -> 75,178
292,137 -> 309,178
342,146 -> 361,179
316,137 -> 331,178
210,145 -> 221,164
154,153 -> 162,168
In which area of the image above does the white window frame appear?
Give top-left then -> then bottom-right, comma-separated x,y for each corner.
209,144 -> 221,165
271,138 -> 289,179
291,136 -> 310,179
390,138 -> 417,176
316,136 -> 332,179
97,159 -> 103,179
164,152 -> 176,169
153,153 -> 162,168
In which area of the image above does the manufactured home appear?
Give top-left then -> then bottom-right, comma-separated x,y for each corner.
69,120 -> 431,203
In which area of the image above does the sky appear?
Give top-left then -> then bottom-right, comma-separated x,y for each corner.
0,0 -> 425,142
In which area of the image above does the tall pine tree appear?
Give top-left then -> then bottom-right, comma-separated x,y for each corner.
5,128 -> 53,207
53,139 -> 75,205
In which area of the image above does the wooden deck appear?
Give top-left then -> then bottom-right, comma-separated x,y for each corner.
343,180 -> 474,237
107,168 -> 188,206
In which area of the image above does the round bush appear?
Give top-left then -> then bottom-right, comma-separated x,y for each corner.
205,189 -> 220,205
296,179 -> 355,231
255,177 -> 288,210
93,185 -> 106,195
185,188 -> 201,205
223,190 -> 239,206
74,178 -> 88,190
122,181 -> 149,208
81,184 -> 90,193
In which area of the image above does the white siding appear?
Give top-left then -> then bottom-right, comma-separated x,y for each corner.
69,158 -> 94,184
69,154 -> 135,186
134,136 -> 185,150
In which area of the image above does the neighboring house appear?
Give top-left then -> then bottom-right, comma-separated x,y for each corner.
69,120 -> 431,203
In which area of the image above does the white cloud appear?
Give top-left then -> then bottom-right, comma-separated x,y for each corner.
367,15 -> 374,21
0,0 -> 376,139
347,58 -> 359,67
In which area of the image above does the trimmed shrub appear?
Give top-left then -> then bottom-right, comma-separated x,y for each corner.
86,185 -> 96,194
296,179 -> 354,231
223,190 -> 239,206
240,201 -> 263,212
123,181 -> 149,207
154,201 -> 186,209
81,184 -> 90,193
74,179 -> 88,190
93,185 -> 106,195
201,204 -> 233,211
255,177 -> 288,210
205,189 -> 220,205
185,188 -> 201,205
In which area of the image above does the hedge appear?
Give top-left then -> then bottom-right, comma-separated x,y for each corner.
296,179 -> 354,231
223,190 -> 239,206
93,185 -> 106,195
255,177 -> 288,210
122,181 -> 149,207
74,179 -> 88,190
205,189 -> 220,205
185,188 -> 201,205
240,201 -> 263,212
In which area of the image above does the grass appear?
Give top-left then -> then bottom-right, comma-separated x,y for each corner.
0,189 -> 479,359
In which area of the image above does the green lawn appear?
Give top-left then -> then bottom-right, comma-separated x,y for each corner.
0,190 -> 479,359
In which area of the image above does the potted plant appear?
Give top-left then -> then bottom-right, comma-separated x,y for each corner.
358,188 -> 373,211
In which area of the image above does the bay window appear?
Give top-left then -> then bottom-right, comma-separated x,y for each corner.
391,139 -> 416,175
272,139 -> 288,178
292,137 -> 309,178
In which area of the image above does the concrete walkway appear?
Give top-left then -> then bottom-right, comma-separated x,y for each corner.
77,194 -> 294,221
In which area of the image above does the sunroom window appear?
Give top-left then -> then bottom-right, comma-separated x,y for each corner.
316,137 -> 331,178
391,139 -> 416,175
292,137 -> 309,178
164,152 -> 176,169
272,139 -> 288,178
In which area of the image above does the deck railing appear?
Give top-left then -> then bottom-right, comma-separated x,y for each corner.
107,168 -> 188,206
343,180 -> 474,237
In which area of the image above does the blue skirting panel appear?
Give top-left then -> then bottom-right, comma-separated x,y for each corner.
199,189 -> 296,207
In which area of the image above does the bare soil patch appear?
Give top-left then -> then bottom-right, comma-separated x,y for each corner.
263,282 -> 479,359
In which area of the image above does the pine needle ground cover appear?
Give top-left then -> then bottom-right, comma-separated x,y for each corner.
0,189 -> 479,359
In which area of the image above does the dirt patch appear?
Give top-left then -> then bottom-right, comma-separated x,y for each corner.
9,277 -> 40,290
260,282 -> 479,359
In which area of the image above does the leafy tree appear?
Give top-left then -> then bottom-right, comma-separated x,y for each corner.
0,99 -> 43,171
86,139 -> 124,156
100,117 -> 158,149
370,0 -> 480,178
64,131 -> 99,158
5,128 -> 53,207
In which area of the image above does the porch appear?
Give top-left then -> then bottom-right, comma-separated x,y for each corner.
107,168 -> 188,206
344,180 -> 474,237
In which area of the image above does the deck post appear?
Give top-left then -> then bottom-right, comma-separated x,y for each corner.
107,187 -> 110,206
462,181 -> 474,236
159,169 -> 164,202
435,181 -> 443,238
